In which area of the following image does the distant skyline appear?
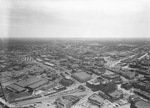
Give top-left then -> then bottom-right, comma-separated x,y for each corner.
0,0 -> 150,39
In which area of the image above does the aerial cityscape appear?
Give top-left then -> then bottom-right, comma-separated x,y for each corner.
0,0 -> 149,108
0,38 -> 150,108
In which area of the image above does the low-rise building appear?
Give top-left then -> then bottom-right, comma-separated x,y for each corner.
86,77 -> 116,93
6,84 -> 26,93
106,90 -> 123,102
59,78 -> 74,87
28,79 -> 49,90
131,99 -> 150,108
71,72 -> 92,83
120,70 -> 136,79
15,77 -> 42,88
101,74 -> 122,84
86,81 -> 100,91
55,95 -> 80,108
134,89 -> 150,100
88,93 -> 104,107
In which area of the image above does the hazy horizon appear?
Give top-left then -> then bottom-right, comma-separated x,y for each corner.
0,0 -> 150,39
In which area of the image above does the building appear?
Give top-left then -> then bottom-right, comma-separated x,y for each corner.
120,70 -> 136,79
28,79 -> 49,90
86,78 -> 116,93
55,95 -> 80,108
98,91 -> 109,100
106,90 -> 123,102
71,72 -> 92,83
132,81 -> 147,91
6,84 -> 26,93
59,78 -> 74,87
134,89 -> 150,100
91,67 -> 105,75
99,80 -> 116,93
102,74 -> 120,79
101,74 -> 122,84
121,82 -> 132,90
54,85 -> 66,91
15,77 -> 42,88
86,81 -> 100,91
42,81 -> 57,90
88,93 -> 104,107
131,99 -> 150,108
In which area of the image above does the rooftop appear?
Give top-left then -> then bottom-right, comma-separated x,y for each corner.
135,100 -> 150,108
71,71 -> 91,83
28,79 -> 48,89
15,77 -> 42,87
7,83 -> 25,92
88,93 -> 104,105
108,90 -> 122,99
73,72 -> 91,78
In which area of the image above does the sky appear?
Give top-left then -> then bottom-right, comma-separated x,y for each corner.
0,0 -> 150,39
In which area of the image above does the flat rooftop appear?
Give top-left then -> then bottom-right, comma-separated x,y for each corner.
71,72 -> 91,83
28,79 -> 48,89
15,77 -> 42,87
72,72 -> 91,79
108,90 -> 122,99
88,93 -> 104,104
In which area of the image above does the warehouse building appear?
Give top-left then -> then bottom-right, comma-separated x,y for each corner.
6,83 -> 26,93
28,79 -> 49,90
71,72 -> 92,83
15,77 -> 42,88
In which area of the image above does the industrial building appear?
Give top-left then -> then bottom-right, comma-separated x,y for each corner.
71,72 -> 92,83
15,77 -> 42,88
28,79 -> 49,90
88,93 -> 104,107
6,84 -> 26,93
